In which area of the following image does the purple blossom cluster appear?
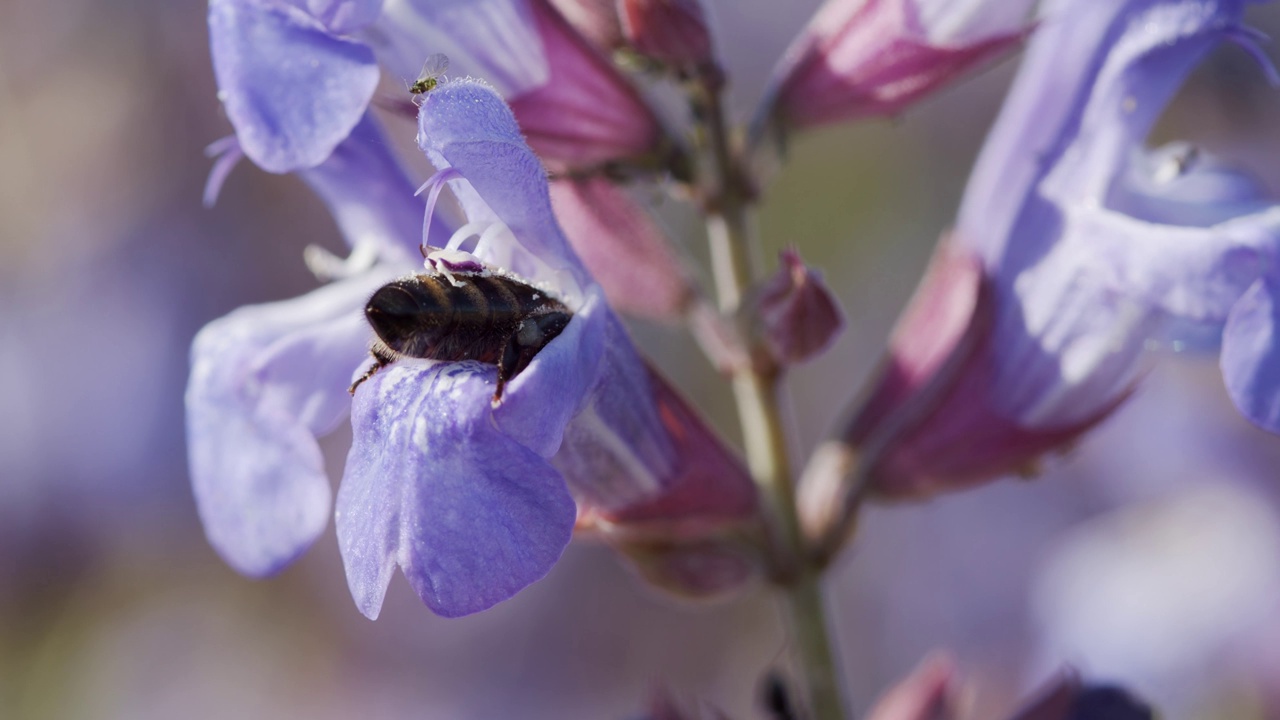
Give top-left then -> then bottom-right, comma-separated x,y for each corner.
190,0 -> 1280,715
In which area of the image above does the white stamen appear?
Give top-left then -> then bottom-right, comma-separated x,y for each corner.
446,221 -> 492,252
304,241 -> 379,281
474,222 -> 511,258
418,167 -> 462,256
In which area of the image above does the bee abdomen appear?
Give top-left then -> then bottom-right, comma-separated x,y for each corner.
364,272 -> 571,369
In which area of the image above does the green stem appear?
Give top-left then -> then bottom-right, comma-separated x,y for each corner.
786,569 -> 844,720
697,76 -> 847,720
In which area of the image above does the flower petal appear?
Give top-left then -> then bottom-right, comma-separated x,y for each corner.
548,0 -> 622,50
761,0 -> 1031,131
209,0 -> 379,172
336,362 -> 576,618
808,243 -> 1121,507
1111,143 -> 1273,228
288,0 -> 384,33
619,0 -> 713,69
568,359 -> 760,601
551,320 -> 674,511
494,287 -> 606,457
299,114 -> 417,259
508,0 -> 662,168
300,113 -> 451,262
966,0 -> 1277,425
548,177 -> 696,319
562,346 -> 756,521
373,0 -> 548,99
186,274 -> 380,576
958,0 -> 1247,259
1222,272 -> 1280,432
418,79 -> 589,283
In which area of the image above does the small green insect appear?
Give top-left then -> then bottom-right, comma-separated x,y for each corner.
410,53 -> 449,97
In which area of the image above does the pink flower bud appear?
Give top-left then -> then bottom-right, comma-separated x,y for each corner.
509,0 -> 664,169
763,0 -> 1032,130
619,0 -> 714,69
549,177 -> 698,319
746,249 -> 845,369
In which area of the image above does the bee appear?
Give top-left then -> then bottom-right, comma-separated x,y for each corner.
409,53 -> 449,97
349,268 -> 573,402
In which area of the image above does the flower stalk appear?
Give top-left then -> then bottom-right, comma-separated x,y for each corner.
695,70 -> 847,720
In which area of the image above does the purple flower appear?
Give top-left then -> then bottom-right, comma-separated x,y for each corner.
189,81 -> 755,618
957,0 -> 1280,432
801,0 -> 1280,512
208,0 -> 662,174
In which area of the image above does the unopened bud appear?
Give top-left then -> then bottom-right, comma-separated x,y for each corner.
746,249 -> 844,369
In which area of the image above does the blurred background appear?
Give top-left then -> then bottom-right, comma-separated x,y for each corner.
5,1 -> 1280,718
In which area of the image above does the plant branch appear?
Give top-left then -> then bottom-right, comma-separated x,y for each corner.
694,71 -> 847,720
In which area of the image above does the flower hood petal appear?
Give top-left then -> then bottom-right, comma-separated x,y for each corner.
814,0 -> 1280,512
417,79 -> 589,286
952,0 -> 1280,425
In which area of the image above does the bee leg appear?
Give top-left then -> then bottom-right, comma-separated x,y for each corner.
349,346 -> 397,395
492,313 -> 574,403
493,337 -> 522,403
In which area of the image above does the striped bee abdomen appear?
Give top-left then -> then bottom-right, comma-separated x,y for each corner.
352,272 -> 573,400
